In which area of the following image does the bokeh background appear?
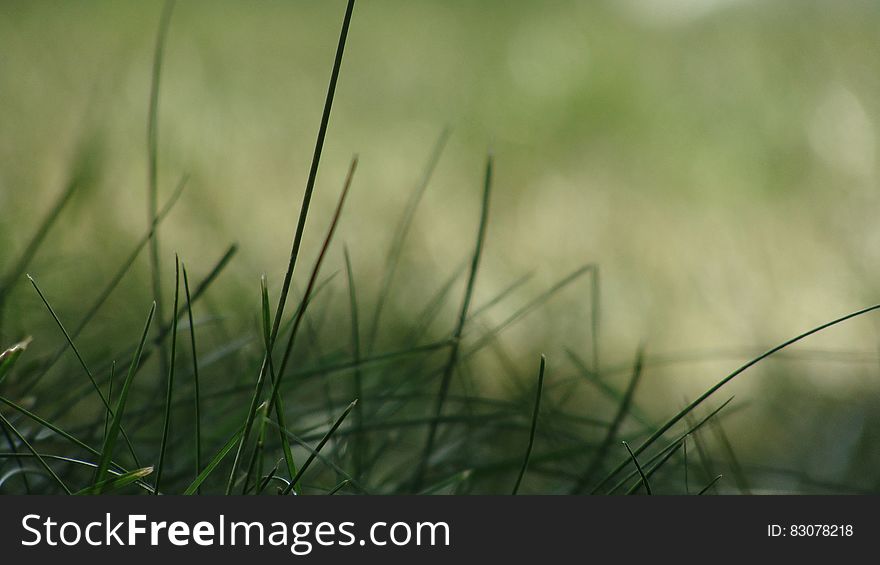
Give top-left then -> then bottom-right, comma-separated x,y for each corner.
3,0 -> 880,492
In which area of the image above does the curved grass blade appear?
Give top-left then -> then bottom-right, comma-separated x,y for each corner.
622,440 -> 651,495
604,396 -> 735,495
512,355 -> 545,495
592,303 -> 880,494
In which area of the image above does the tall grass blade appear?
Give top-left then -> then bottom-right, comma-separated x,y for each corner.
154,256 -> 180,494
269,0 -> 357,349
181,263 -> 202,493
512,354 -> 545,494
93,302 -> 156,492
413,153 -> 493,491
146,0 -> 177,389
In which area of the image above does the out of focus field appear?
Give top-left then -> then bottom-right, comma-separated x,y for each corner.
3,0 -> 880,493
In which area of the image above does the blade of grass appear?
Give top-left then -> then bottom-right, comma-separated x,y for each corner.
181,262 -> 202,493
154,255 -> 180,494
512,354 -> 545,494
622,440 -> 651,495
146,0 -> 177,390
281,399 -> 357,495
710,419 -> 750,494
75,467 -> 153,495
0,453 -> 154,493
103,361 -> 116,443
419,469 -> 472,495
242,401 -> 270,495
624,440 -> 683,495
184,426 -> 244,495
570,345 -> 645,493
698,474 -> 723,495
28,275 -> 141,467
413,153 -> 493,491
592,303 -> 880,494
271,422 -> 369,494
328,479 -> 350,495
269,0 -> 357,349
343,246 -> 365,478
366,127 -> 450,352
230,155 -> 358,487
0,337 -> 31,385
93,302 -> 155,492
260,277 -> 299,494
277,156 -> 358,381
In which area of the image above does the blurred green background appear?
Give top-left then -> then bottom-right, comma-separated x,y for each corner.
3,0 -> 880,492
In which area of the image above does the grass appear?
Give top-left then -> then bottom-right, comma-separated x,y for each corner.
3,0 -> 880,495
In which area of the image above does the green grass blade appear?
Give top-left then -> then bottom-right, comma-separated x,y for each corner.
282,399 -> 357,495
184,426 -> 244,495
75,467 -> 153,495
181,262 -> 202,493
277,155 -> 358,381
413,152 -> 493,491
603,397 -> 736,494
512,354 -> 545,495
343,246 -> 366,478
0,337 -> 31,385
154,256 -> 180,494
93,302 -> 156,492
698,474 -> 723,495
571,345 -> 645,493
622,440 -> 652,495
146,0 -> 177,390
268,0 -> 357,349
